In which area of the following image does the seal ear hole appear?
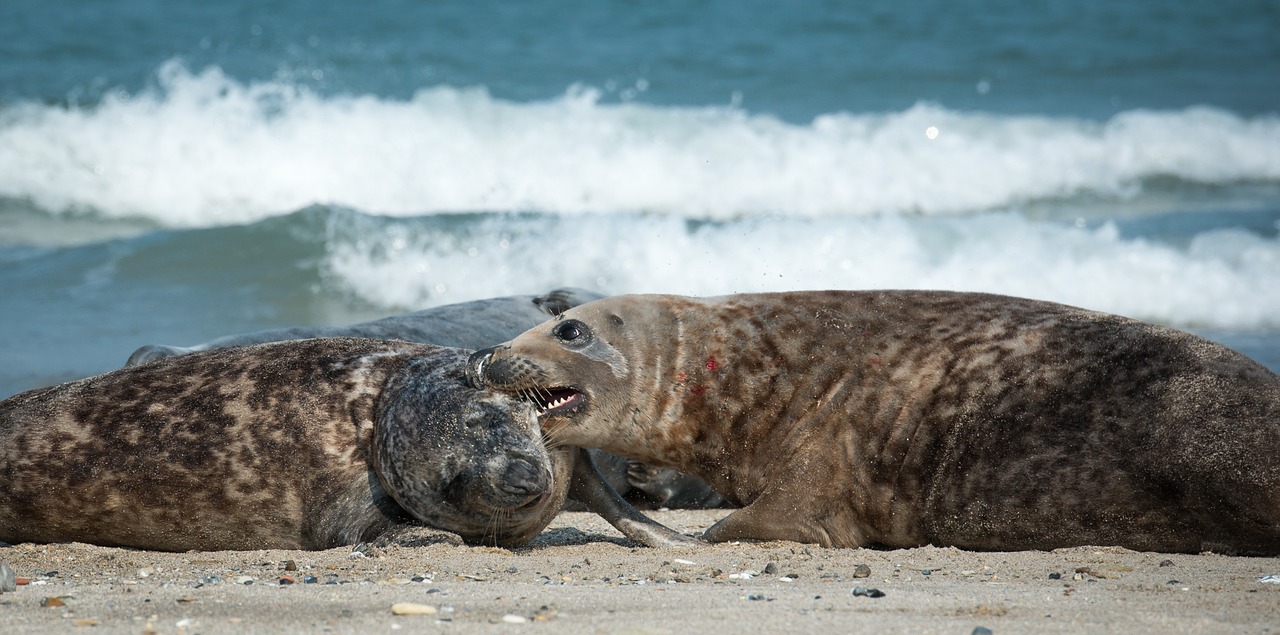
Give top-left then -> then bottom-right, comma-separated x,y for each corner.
552,319 -> 591,344
608,314 -> 624,327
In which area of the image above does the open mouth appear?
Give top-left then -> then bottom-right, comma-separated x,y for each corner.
525,386 -> 586,418
516,488 -> 553,511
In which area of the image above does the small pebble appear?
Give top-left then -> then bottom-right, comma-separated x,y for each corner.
0,561 -> 16,593
852,564 -> 872,578
1159,559 -> 1175,567
1258,575 -> 1280,584
234,576 -> 255,585
972,627 -> 994,635
390,602 -> 438,616
851,585 -> 885,598
303,576 -> 318,584
746,594 -> 767,601
1048,573 -> 1061,580
283,560 -> 298,572
502,614 -> 528,624
763,562 -> 778,575
278,576 -> 295,585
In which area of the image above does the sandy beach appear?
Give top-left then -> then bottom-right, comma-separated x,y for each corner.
2,509 -> 1277,634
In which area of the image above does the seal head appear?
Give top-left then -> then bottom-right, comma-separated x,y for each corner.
467,303 -> 650,455
374,354 -> 562,547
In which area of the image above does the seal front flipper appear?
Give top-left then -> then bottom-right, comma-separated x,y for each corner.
568,447 -> 703,548
533,288 -> 606,317
702,494 -> 866,548
369,523 -> 465,548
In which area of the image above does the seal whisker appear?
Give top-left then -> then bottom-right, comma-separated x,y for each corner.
535,386 -> 555,409
541,426 -> 570,450
487,508 -> 513,548
520,388 -> 538,409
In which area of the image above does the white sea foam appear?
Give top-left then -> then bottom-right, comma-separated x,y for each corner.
321,211 -> 1280,330
1,61 -> 1278,226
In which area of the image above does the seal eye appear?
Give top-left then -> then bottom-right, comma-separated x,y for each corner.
552,319 -> 590,344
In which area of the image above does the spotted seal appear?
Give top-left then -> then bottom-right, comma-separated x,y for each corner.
1,338 -> 692,551
468,291 -> 1280,554
125,287 -> 726,512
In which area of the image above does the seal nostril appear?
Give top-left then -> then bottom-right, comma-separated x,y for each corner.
466,348 -> 496,389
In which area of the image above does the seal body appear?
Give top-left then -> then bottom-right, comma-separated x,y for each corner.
1,338 -> 568,551
469,291 -> 1280,554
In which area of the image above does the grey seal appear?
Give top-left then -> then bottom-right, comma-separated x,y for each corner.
468,291 -> 1280,554
1,338 -> 691,551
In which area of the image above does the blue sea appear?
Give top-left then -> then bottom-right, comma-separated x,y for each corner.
2,0 -> 1278,398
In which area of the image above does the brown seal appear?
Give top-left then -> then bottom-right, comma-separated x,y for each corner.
125,287 -> 726,513
1,338 -> 691,551
468,291 -> 1280,554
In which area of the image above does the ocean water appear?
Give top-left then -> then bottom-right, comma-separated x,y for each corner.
1,0 -> 1278,398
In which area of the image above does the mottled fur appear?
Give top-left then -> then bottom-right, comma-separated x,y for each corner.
470,291 -> 1280,554
0,338 -> 568,551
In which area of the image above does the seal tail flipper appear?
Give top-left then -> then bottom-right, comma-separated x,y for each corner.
532,288 -> 607,317
125,344 -> 196,367
625,459 -> 730,510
